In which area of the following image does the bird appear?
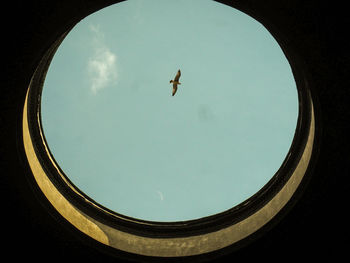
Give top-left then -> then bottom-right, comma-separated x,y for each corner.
170,69 -> 181,96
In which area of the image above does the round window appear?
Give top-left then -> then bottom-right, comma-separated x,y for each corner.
23,0 -> 316,259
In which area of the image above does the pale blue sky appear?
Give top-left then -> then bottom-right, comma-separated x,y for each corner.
41,0 -> 298,222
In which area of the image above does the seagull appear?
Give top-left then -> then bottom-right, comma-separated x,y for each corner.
170,69 -> 181,96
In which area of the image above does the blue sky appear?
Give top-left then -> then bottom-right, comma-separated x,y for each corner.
41,0 -> 298,221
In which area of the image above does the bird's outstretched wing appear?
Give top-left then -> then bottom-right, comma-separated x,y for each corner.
172,85 -> 177,96
174,70 -> 181,82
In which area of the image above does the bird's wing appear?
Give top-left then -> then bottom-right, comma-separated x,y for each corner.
174,70 -> 181,82
172,84 -> 177,96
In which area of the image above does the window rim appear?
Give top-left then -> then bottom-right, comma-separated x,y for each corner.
22,1 -> 317,258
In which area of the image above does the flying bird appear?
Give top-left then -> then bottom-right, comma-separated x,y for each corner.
170,69 -> 181,96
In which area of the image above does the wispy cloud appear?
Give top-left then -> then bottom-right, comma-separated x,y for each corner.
88,24 -> 118,94
156,190 -> 164,201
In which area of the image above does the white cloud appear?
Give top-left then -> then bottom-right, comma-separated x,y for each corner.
88,24 -> 118,94
89,24 -> 101,34
156,190 -> 164,201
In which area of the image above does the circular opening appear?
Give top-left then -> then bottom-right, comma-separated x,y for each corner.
42,0 -> 298,222
23,0 -> 316,259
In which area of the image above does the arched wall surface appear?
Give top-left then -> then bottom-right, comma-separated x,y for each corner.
2,0 -> 349,262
